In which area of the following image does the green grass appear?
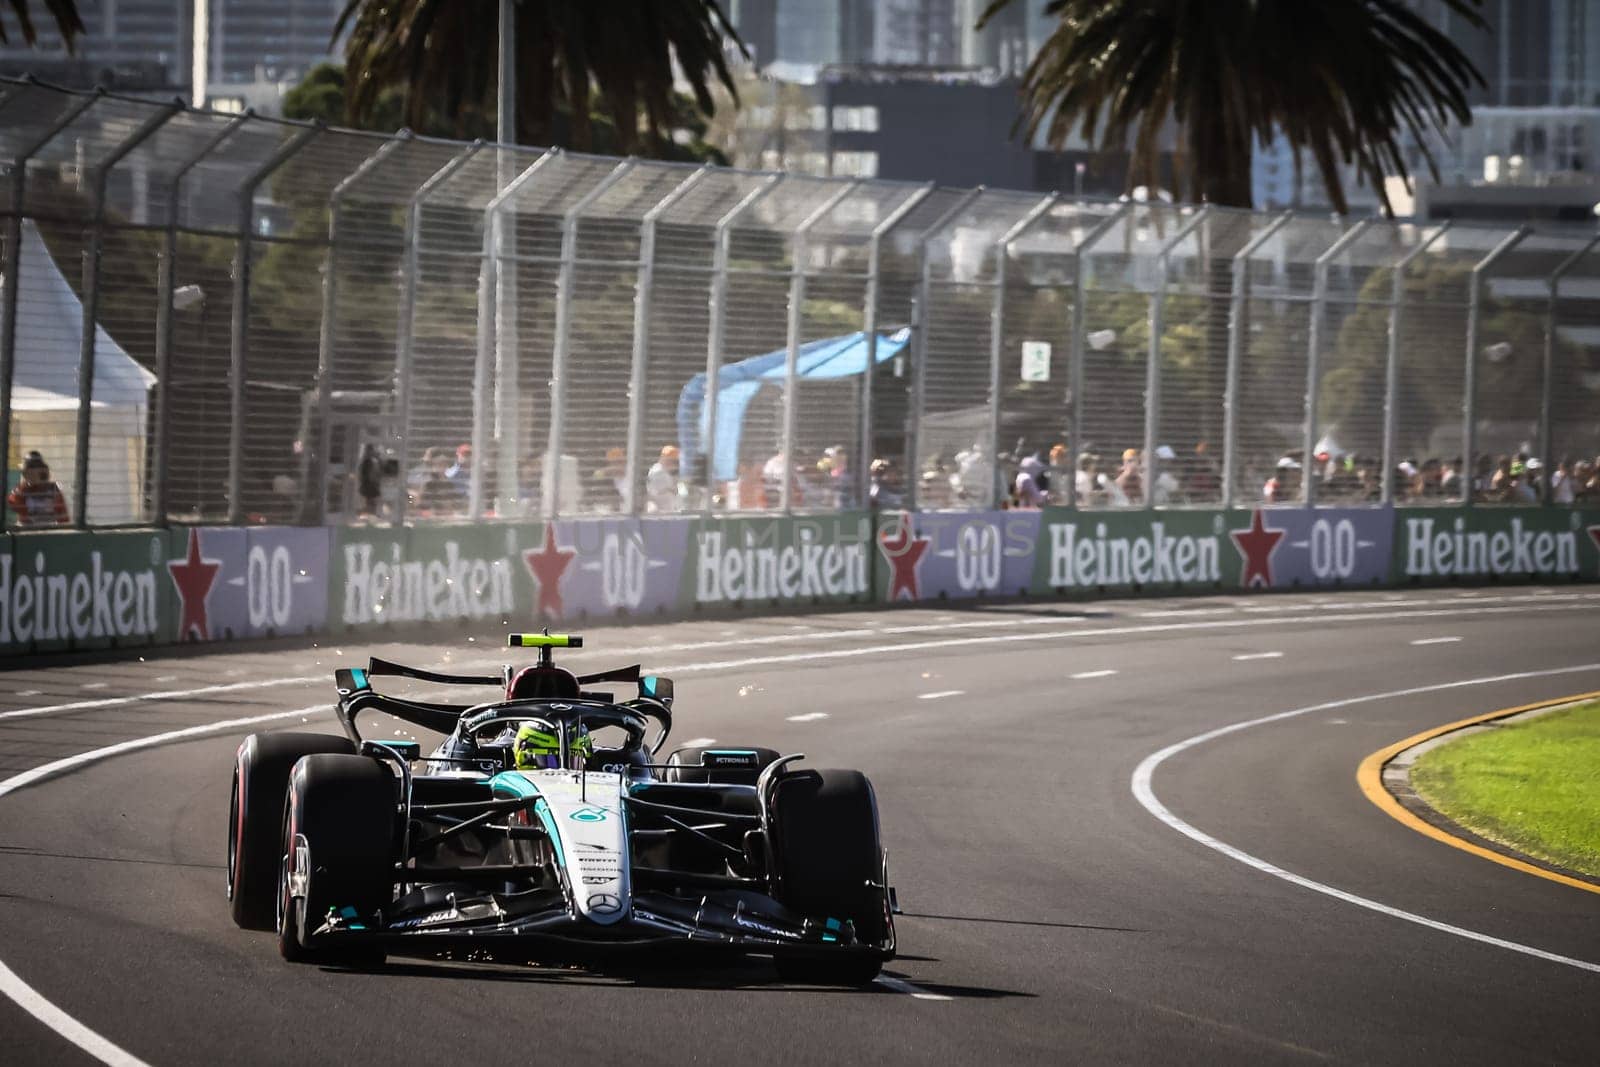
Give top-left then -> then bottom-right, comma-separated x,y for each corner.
1410,699 -> 1600,880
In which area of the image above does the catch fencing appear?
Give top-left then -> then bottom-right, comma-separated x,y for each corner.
1,77 -> 1597,532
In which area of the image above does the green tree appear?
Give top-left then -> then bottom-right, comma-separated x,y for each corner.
0,1 -> 83,48
334,0 -> 743,157
284,60 -> 727,164
980,0 -> 1485,212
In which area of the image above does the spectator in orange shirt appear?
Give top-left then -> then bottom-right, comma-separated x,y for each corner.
8,451 -> 69,527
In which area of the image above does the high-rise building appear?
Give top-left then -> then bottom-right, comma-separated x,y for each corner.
0,1 -> 344,112
0,0 -> 191,91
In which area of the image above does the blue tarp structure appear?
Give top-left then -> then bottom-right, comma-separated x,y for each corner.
676,328 -> 910,482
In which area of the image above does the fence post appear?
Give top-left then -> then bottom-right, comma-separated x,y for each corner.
229,124 -> 321,525
1461,225 -> 1529,509
625,164 -> 710,516
1144,206 -> 1209,509
857,182 -> 933,509
1221,210 -> 1292,509
152,113 -> 248,527
703,174 -> 782,513
1065,202 -> 1131,509
1539,233 -> 1599,504
1302,219 -> 1371,508
781,180 -> 860,514
989,193 -> 1057,508
907,186 -> 984,512
1381,222 -> 1450,505
312,132 -> 411,525
393,142 -> 482,528
543,158 -> 638,520
474,150 -> 556,519
73,98 -> 181,528
0,90 -> 99,528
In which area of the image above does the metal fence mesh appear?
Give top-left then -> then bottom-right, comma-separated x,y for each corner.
1,78 -> 1595,533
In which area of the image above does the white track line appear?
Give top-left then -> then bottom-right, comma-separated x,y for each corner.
0,702 -> 324,1063
1070,669 -> 1118,680
649,601 -> 1600,676
1410,636 -> 1462,646
0,676 -> 321,722
875,973 -> 952,1001
916,690 -> 964,701
1232,652 -> 1283,661
10,591 -> 1599,724
786,712 -> 829,722
0,957 -> 149,1067
1131,662 -> 1600,976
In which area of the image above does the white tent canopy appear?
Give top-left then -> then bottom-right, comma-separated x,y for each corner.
6,219 -> 155,524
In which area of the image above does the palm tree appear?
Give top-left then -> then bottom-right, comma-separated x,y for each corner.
981,0 -> 1485,212
335,0 -> 744,155
0,1 -> 83,48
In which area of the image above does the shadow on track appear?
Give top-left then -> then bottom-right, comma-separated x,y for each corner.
334,954 -> 1031,1000
900,910 -> 1142,933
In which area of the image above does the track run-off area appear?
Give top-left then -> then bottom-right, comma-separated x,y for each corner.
2,586 -> 1599,1064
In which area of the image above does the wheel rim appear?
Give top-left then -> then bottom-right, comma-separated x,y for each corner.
276,800 -> 293,938
226,769 -> 240,900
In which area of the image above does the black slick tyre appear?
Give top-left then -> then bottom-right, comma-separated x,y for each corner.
769,768 -> 888,986
228,731 -> 354,930
276,753 -> 395,966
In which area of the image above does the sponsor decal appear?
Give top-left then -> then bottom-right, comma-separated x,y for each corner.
521,524 -> 576,616
586,893 -> 623,914
167,529 -> 222,640
341,539 -> 513,625
1229,510 -> 1285,589
694,525 -> 868,603
733,912 -> 802,941
0,544 -> 160,645
878,513 -> 930,601
391,908 -> 458,929
1044,518 -> 1222,588
1402,513 -> 1580,578
569,807 -> 609,823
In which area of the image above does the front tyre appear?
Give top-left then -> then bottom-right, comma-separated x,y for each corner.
228,731 -> 353,930
769,768 -> 889,986
276,753 -> 395,966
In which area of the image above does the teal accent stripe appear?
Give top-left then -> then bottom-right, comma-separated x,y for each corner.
350,668 -> 368,690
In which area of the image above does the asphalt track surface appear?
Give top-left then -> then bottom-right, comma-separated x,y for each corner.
2,587 -> 1599,1065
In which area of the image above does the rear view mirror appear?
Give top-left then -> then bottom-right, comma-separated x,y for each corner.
639,675 -> 673,707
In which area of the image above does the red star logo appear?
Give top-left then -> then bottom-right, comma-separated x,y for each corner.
878,513 -> 931,601
522,524 -> 575,617
168,529 -> 221,641
1230,510 -> 1286,590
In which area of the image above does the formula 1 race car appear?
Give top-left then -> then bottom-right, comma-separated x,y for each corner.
225,633 -> 894,985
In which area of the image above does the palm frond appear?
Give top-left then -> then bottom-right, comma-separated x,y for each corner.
989,0 -> 1485,212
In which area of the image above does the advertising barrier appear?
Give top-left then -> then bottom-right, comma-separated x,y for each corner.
1393,507 -> 1600,583
5,506 -> 1599,656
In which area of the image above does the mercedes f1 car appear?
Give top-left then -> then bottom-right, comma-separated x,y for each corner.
226,633 -> 894,984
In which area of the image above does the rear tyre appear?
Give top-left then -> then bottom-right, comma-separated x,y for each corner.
276,753 -> 395,966
228,731 -> 354,930
769,768 -> 888,986
663,745 -> 780,786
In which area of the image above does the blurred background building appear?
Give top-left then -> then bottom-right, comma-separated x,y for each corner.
0,0 -> 344,112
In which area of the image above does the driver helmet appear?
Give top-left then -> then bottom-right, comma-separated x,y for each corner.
512,721 -> 591,770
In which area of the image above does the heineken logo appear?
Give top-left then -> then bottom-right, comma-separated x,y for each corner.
0,550 -> 159,645
1403,516 -> 1579,578
1046,520 -> 1221,587
695,529 -> 868,603
342,541 -> 514,624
